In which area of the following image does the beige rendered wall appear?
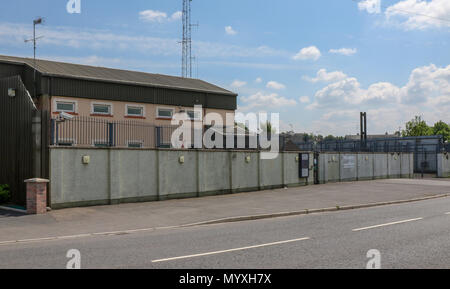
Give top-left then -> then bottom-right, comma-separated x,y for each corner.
51,96 -> 235,127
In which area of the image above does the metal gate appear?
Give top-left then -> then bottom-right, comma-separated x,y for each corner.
0,76 -> 36,206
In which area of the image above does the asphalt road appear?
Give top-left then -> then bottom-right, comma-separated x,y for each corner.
0,197 -> 449,269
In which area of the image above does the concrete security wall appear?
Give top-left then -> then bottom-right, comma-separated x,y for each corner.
437,153 -> 450,178
50,148 -> 313,209
319,152 -> 413,184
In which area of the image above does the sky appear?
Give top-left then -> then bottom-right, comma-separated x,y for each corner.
1,0 -> 449,136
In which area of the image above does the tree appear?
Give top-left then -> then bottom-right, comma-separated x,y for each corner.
402,116 -> 432,137
431,121 -> 450,142
260,121 -> 277,134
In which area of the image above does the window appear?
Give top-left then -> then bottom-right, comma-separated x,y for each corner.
128,142 -> 143,148
57,139 -> 74,147
127,105 -> 144,117
157,108 -> 174,119
187,110 -> 201,121
56,101 -> 75,113
92,104 -> 112,115
93,141 -> 109,148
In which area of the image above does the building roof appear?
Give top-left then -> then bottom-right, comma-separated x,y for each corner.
0,55 -> 236,96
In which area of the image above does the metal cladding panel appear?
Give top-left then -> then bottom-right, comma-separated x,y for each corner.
207,93 -> 237,110
50,77 -> 235,109
0,62 -> 24,79
0,75 -> 36,206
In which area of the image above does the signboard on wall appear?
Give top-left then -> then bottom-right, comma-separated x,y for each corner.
299,153 -> 309,178
342,155 -> 356,169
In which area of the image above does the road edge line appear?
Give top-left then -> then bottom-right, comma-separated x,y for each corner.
180,194 -> 449,227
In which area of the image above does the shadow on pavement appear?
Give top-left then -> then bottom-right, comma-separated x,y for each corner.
0,208 -> 27,218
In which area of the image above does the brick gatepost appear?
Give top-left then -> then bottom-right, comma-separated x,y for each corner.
25,178 -> 49,215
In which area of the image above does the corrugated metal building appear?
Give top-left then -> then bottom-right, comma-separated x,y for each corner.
0,54 -> 237,206
0,54 -> 237,110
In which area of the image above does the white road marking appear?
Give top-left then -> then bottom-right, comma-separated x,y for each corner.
152,237 -> 310,263
445,212 -> 450,215
0,226 -> 180,246
352,218 -> 423,232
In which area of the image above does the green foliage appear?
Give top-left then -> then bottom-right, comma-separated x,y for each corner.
401,116 -> 450,141
0,184 -> 11,204
431,121 -> 450,142
402,116 -> 432,137
260,121 -> 277,134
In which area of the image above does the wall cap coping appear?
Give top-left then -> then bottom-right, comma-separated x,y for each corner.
24,178 -> 50,183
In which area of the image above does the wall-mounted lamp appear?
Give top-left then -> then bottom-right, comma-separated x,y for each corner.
245,156 -> 251,163
8,88 -> 16,98
82,155 -> 90,165
179,156 -> 185,164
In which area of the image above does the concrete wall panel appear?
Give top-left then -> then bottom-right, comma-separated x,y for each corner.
437,153 -> 450,178
357,154 -> 374,180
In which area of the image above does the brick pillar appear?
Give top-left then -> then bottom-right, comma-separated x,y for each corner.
25,178 -> 49,215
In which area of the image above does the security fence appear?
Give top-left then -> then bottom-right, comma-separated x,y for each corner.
50,116 -> 269,150
289,135 -> 448,174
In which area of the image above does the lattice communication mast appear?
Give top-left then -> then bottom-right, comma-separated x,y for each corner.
181,0 -> 193,78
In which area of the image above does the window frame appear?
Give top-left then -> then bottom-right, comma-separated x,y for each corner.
186,110 -> 202,121
156,107 -> 174,120
127,140 -> 144,149
92,139 -> 110,148
126,104 -> 145,118
55,100 -> 77,113
57,138 -> 76,147
91,102 -> 113,116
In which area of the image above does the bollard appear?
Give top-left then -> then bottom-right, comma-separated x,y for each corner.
25,178 -> 49,214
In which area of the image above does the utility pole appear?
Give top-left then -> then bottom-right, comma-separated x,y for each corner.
25,17 -> 44,98
360,112 -> 367,150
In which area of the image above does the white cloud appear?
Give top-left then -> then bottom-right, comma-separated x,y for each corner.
303,69 -> 348,83
293,46 -> 321,61
139,10 -> 182,23
0,23 -> 289,61
385,0 -> 450,30
139,10 -> 168,22
309,64 -> 450,109
239,92 -> 297,111
231,80 -> 247,88
400,64 -> 450,104
255,77 -> 263,83
329,48 -> 357,56
299,96 -> 311,103
170,11 -> 183,21
225,26 -> 237,35
266,81 -> 286,90
358,0 -> 381,14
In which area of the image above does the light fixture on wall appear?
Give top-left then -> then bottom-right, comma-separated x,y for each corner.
8,88 -> 16,98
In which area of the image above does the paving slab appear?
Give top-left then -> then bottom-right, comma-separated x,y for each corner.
0,179 -> 449,242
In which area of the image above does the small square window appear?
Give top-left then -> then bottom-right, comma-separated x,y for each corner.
56,102 -> 75,113
94,141 -> 109,148
158,108 -> 173,119
187,110 -> 201,121
128,142 -> 143,148
57,139 -> 74,147
127,106 -> 144,117
93,104 -> 111,115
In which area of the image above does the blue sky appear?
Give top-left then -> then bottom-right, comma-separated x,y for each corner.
1,0 -> 449,135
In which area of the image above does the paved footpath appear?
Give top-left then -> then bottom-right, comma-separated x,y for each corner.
0,178 -> 449,243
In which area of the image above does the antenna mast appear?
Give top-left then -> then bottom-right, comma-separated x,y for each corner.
182,0 -> 194,78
